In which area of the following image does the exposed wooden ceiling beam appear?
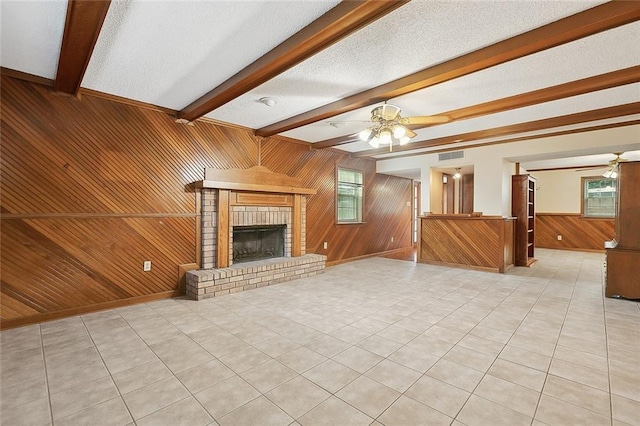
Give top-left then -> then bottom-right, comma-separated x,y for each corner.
526,164 -> 608,172
372,120 -> 640,161
256,1 -> 640,137
314,66 -> 640,149
178,0 -> 408,123
53,0 -> 111,96
355,102 -> 640,157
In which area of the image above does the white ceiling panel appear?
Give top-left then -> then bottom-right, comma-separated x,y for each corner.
283,21 -> 640,143
208,0 -> 604,128
0,0 -> 67,79
82,0 -> 340,108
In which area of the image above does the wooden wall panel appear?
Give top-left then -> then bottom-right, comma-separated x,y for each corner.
418,217 -> 514,272
261,141 -> 413,263
0,75 -> 412,327
536,214 -> 614,251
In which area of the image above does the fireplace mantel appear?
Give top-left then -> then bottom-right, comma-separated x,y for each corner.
196,166 -> 316,195
187,166 -> 326,301
195,166 -> 315,269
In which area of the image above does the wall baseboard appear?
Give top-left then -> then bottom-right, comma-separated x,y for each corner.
0,291 -> 181,330
326,247 -> 413,267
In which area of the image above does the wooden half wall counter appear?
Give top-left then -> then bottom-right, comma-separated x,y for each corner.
418,213 -> 515,273
536,213 -> 615,252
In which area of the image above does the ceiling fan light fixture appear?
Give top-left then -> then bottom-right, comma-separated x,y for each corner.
372,104 -> 401,121
392,125 -> 407,139
369,136 -> 380,148
358,128 -> 373,141
399,136 -> 410,145
378,128 -> 392,145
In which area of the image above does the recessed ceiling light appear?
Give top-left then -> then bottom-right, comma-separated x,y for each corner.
258,97 -> 277,107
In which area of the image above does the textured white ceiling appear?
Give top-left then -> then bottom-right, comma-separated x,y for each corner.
82,0 -> 340,108
520,150 -> 640,170
208,0 -> 605,128
0,0 -> 67,78
283,21 -> 640,143
372,114 -> 640,160
336,84 -> 640,153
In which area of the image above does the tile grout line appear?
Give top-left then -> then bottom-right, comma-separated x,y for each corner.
38,324 -> 55,426
115,306 -> 222,424
602,257 -> 614,426
77,312 -> 137,426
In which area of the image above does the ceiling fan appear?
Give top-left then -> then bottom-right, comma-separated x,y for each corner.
602,152 -> 628,178
574,152 -> 628,176
356,104 -> 451,151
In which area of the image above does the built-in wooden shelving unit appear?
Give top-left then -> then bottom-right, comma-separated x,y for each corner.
606,161 -> 640,299
512,174 -> 537,267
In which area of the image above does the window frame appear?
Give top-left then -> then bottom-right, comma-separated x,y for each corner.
581,176 -> 617,219
335,166 -> 365,224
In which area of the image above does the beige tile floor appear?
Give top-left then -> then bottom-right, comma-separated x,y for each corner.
1,248 -> 639,426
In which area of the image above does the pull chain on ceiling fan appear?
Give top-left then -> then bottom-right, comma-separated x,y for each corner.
357,103 -> 451,151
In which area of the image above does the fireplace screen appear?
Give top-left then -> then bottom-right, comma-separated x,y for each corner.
233,225 -> 286,263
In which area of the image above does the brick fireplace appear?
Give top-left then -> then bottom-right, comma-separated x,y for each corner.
186,166 -> 326,300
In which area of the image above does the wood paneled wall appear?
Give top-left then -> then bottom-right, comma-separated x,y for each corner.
0,75 -> 412,327
536,214 -> 614,251
261,140 -> 413,263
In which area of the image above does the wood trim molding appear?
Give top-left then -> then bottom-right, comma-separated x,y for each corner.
0,290 -> 180,330
357,103 -> 640,157
230,192 -> 293,207
374,119 -> 640,161
80,87 -> 178,116
1,213 -> 197,219
256,2 -> 640,137
325,246 -> 412,267
1,67 -> 53,87
198,166 -> 317,195
53,0 -> 111,95
536,213 -> 583,216
292,194 -> 302,257
216,190 -> 230,269
178,0 -> 408,122
526,164 -> 608,172
314,66 -> 640,149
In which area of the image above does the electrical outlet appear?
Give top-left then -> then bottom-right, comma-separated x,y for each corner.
143,260 -> 152,271
391,237 -> 394,242
406,201 -> 411,207
323,242 -> 328,250
557,235 -> 563,241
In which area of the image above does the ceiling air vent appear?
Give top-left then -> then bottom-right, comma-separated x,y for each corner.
438,151 -> 464,161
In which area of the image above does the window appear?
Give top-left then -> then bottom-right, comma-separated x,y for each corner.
583,177 -> 616,218
337,168 -> 363,223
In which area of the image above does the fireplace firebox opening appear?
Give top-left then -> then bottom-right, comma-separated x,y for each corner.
233,225 -> 286,263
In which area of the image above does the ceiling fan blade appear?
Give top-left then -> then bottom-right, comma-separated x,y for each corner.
404,115 -> 452,126
405,128 -> 417,138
